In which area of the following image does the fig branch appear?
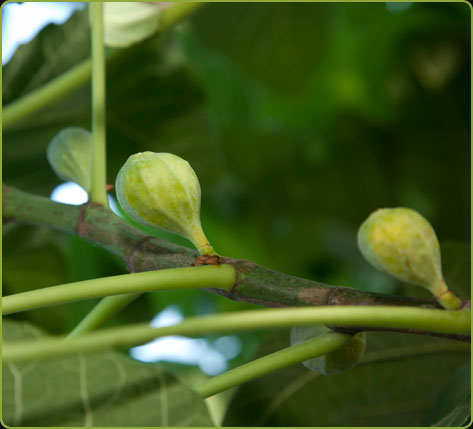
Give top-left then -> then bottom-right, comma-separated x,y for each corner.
3,185 -> 444,311
3,185 -> 470,342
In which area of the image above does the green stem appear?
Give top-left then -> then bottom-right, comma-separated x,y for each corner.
191,224 -> 217,256
432,279 -> 463,310
3,306 -> 470,363
67,293 -> 140,338
2,265 -> 236,315
2,3 -> 204,130
89,3 -> 108,207
195,332 -> 349,398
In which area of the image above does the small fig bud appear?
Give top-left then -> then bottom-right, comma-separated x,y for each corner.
116,151 -> 215,255
291,325 -> 366,375
357,207 -> 462,309
47,127 -> 93,192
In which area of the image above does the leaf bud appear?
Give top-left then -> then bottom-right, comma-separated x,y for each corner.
115,151 -> 215,255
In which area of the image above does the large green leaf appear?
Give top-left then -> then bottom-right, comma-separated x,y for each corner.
3,9 -> 90,104
190,2 -> 468,104
2,320 -> 214,427
223,330 -> 469,426
190,3 -> 331,96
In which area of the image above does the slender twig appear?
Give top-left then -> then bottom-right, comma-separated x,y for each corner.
195,332 -> 350,398
2,265 -> 236,315
89,3 -> 108,207
2,3 -> 204,130
3,306 -> 470,363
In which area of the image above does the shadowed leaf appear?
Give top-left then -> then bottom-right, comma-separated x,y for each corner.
223,330 -> 469,426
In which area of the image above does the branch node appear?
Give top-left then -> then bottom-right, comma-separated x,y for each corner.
325,286 -> 341,306
75,202 -> 90,237
126,235 -> 154,272
191,255 -> 221,266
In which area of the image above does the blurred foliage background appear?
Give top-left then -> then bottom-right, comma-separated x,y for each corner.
2,2 -> 471,426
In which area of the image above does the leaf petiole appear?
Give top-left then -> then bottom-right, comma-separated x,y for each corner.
3,306 -> 470,364
195,332 -> 350,398
2,265 -> 236,315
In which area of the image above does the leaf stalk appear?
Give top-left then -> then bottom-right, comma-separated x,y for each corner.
2,265 -> 236,315
3,306 -> 470,363
89,2 -> 108,207
195,332 -> 350,398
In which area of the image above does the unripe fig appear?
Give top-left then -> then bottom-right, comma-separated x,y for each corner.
357,207 -> 461,309
47,127 -> 93,192
291,325 -> 366,375
116,152 -> 215,255
103,2 -> 165,48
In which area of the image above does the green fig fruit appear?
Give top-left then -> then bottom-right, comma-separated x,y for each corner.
115,151 -> 215,255
291,325 -> 366,375
47,127 -> 93,192
103,2 -> 165,48
357,207 -> 461,309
